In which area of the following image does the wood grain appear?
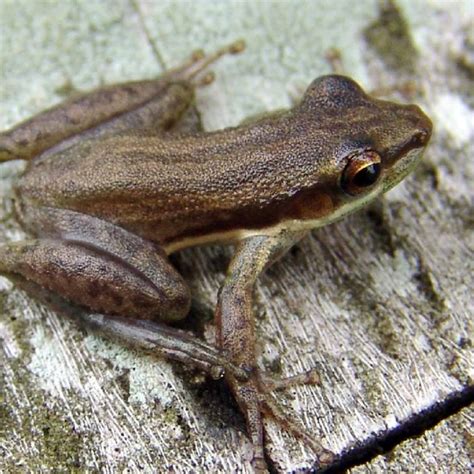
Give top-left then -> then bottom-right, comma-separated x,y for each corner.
0,0 -> 472,472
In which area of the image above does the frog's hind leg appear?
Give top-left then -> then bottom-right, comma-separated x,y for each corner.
0,207 -> 190,322
5,272 -> 248,382
0,81 -> 196,162
0,40 -> 245,163
0,78 -> 187,162
165,39 -> 246,86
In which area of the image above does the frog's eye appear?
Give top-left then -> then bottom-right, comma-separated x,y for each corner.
340,151 -> 382,196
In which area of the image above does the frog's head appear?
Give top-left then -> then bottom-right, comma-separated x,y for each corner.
287,75 -> 432,227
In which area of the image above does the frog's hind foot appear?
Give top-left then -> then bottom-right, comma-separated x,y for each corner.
167,39 -> 246,86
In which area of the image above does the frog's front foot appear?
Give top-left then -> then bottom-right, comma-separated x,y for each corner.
225,366 -> 335,472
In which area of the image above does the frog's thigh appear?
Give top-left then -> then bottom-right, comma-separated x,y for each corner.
171,104 -> 203,134
53,83 -> 200,147
0,208 -> 190,322
96,83 -> 200,139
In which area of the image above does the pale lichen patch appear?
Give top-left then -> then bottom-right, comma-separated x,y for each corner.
431,93 -> 474,148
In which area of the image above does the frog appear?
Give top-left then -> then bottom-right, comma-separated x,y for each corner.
0,40 -> 432,472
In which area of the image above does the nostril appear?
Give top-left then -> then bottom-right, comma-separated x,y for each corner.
419,117 -> 433,144
410,129 -> 430,148
416,130 -> 429,146
404,104 -> 433,139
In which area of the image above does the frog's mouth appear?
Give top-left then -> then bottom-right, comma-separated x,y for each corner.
383,146 -> 425,193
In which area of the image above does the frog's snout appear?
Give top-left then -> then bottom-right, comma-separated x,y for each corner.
404,104 -> 433,147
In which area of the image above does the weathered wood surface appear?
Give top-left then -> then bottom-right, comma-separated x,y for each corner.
0,0 -> 472,472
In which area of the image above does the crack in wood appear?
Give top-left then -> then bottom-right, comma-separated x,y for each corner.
128,0 -> 166,70
315,385 -> 474,473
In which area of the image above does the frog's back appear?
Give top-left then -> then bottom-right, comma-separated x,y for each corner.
16,123 -> 322,247
14,74 -> 433,252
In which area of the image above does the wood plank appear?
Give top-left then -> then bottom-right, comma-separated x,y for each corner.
1,0 -> 472,472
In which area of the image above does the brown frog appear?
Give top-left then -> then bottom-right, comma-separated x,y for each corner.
0,41 -> 432,471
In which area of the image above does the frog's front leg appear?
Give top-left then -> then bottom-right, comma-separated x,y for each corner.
216,231 -> 335,471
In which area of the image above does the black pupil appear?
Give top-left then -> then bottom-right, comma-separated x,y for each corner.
353,163 -> 380,187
